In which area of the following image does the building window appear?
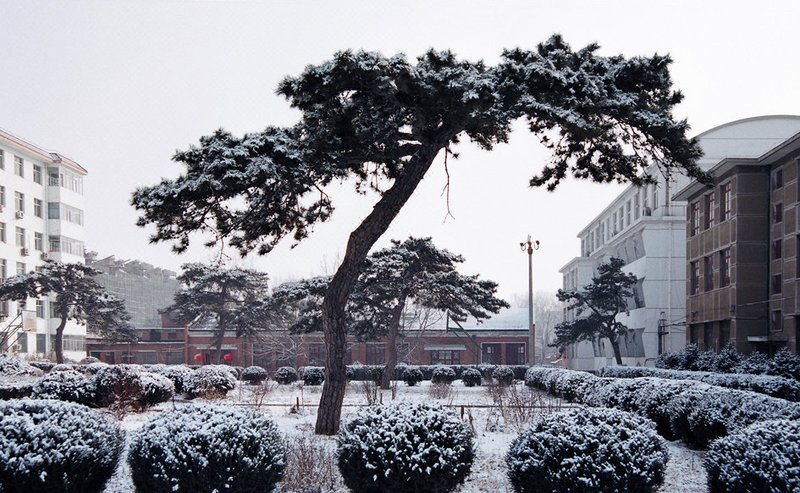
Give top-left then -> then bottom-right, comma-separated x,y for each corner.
48,202 -> 84,225
166,351 -> 184,365
774,203 -> 783,224
48,167 -> 84,194
308,343 -> 326,366
15,227 -> 25,247
690,261 -> 700,295
772,310 -> 783,332
36,300 -> 45,318
0,186 -> 5,207
704,256 -> 714,291
505,343 -> 526,365
481,343 -> 501,364
719,248 -> 731,287
773,239 -> 782,260
33,199 -> 43,218
0,259 -> 6,282
14,191 -> 24,213
704,192 -> 716,229
0,222 -> 5,243
0,149 -> 4,170
772,274 -> 782,294
48,235 -> 84,257
33,164 -> 42,184
625,201 -> 631,226
690,201 -> 700,236
720,182 -> 732,221
34,232 -> 43,251
366,343 -> 385,365
431,350 -> 460,365
634,194 -> 640,220
14,156 -> 23,177
773,168 -> 783,189
652,184 -> 658,210
62,335 -> 85,352
16,262 -> 25,276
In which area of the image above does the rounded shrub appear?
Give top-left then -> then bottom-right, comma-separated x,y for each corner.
51,363 -> 78,372
0,381 -> 33,400
0,399 -> 124,493
477,364 -> 496,380
152,364 -> 192,393
461,367 -> 482,387
402,367 -> 424,386
337,402 -> 474,492
0,353 -> 43,377
129,404 -> 286,493
506,408 -> 668,493
242,365 -> 269,384
183,365 -> 237,398
84,361 -> 109,374
705,419 -> 800,493
31,370 -> 97,406
79,356 -> 100,365
274,366 -> 299,385
431,365 -> 457,385
93,364 -> 144,407
492,366 -> 514,386
301,366 -> 325,386
138,372 -> 175,407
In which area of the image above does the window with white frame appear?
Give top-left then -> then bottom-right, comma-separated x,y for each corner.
33,164 -> 42,184
0,185 -> 4,207
0,149 -> 4,170
14,191 -> 24,213
36,300 -> 45,318
33,199 -> 43,218
34,232 -> 43,251
14,156 -> 23,177
0,222 -> 5,243
15,227 -> 25,247
48,235 -> 85,256
16,262 -> 25,276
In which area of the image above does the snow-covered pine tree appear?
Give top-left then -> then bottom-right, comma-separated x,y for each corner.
0,261 -> 136,363
132,36 -> 709,434
170,263 -> 277,364
552,257 -> 637,365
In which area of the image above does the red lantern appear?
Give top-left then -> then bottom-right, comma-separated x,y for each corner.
194,353 -> 204,361
223,353 -> 234,362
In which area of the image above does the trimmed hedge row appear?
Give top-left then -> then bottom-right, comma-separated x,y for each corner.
600,365 -> 800,401
524,366 -> 800,448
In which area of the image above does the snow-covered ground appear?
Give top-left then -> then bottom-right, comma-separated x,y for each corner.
103,380 -> 708,493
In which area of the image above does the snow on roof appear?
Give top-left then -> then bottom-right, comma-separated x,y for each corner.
0,127 -> 88,174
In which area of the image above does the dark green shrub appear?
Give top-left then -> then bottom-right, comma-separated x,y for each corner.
274,366 -> 299,385
129,404 -> 286,493
31,370 -> 97,406
706,419 -> 800,493
0,399 -> 124,493
492,366 -> 514,386
183,365 -> 236,398
506,408 -> 668,493
431,365 -> 456,385
152,364 -> 192,393
0,381 -> 33,400
138,372 -> 175,407
242,365 -> 269,384
461,367 -> 482,387
402,367 -> 424,386
301,366 -> 325,385
337,403 -> 474,492
93,364 -> 144,407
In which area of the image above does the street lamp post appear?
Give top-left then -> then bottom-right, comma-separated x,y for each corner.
520,235 -> 540,366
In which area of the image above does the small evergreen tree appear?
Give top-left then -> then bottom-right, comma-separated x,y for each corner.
0,261 -> 135,363
552,258 -> 636,365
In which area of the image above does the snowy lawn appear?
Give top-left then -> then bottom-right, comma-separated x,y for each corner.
104,380 -> 708,493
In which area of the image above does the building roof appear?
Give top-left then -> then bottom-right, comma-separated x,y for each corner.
0,127 -> 88,174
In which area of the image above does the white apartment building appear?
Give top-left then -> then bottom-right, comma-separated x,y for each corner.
559,116 -> 800,371
0,128 -> 88,361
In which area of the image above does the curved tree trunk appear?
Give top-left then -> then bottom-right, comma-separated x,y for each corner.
54,316 -> 68,364
381,300 -> 406,390
610,338 -> 623,365
315,145 -> 442,435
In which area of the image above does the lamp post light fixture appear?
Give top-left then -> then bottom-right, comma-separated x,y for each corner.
520,235 -> 539,366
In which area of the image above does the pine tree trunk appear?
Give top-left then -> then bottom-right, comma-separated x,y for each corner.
381,300 -> 406,390
610,338 -> 623,365
315,144 -> 443,435
54,316 -> 68,364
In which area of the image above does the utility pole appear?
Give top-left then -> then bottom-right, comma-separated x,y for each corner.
520,235 -> 539,366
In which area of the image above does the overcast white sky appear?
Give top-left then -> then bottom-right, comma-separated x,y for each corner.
1,0 -> 799,300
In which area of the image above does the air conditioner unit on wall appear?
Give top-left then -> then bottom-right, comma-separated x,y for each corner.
20,248 -> 29,256
41,252 -> 48,260
0,204 -> 4,213
15,210 -> 24,219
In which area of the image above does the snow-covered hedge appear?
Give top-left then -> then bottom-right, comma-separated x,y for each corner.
337,402 -> 474,492
183,365 -> 236,398
300,366 -> 325,386
0,399 -> 124,493
151,364 -> 192,393
348,364 -> 384,382
461,367 -> 482,387
84,361 -> 109,374
31,370 -> 97,406
78,356 -> 100,365
706,419 -> 800,492
658,344 -> 800,381
431,365 -> 457,385
0,353 -> 43,377
138,372 -> 175,407
0,381 -> 33,400
128,404 -> 286,493
402,366 -> 424,386
600,366 -> 800,401
50,363 -> 79,373
93,364 -> 145,408
242,365 -> 268,384
506,408 -> 668,493
274,366 -> 299,385
492,366 -> 514,386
